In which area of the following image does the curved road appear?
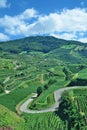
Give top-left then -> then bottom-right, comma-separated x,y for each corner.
20,86 -> 87,113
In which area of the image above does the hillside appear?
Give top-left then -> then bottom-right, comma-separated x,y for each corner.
0,104 -> 24,130
0,36 -> 87,130
0,36 -> 87,64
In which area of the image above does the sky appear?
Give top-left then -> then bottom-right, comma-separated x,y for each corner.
0,0 -> 87,42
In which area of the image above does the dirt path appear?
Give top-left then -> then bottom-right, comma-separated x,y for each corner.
3,76 -> 10,84
20,86 -> 87,113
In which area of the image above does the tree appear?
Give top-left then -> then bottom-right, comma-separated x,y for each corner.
37,87 -> 43,96
44,84 -> 49,90
63,67 -> 72,80
0,82 -> 4,93
0,86 -> 4,93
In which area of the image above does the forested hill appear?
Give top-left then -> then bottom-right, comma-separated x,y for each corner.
0,36 -> 87,63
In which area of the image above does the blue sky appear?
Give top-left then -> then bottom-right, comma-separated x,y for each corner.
0,0 -> 87,42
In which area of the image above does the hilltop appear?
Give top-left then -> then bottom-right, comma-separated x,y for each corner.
0,36 -> 87,64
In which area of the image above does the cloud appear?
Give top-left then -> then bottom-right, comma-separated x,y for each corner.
31,8 -> 87,33
0,0 -> 10,8
0,8 -> 87,42
0,8 -> 38,35
50,32 -> 77,41
0,33 -> 9,41
19,8 -> 38,20
78,38 -> 87,43
24,8 -> 87,42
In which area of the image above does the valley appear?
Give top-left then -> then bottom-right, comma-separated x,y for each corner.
0,36 -> 87,130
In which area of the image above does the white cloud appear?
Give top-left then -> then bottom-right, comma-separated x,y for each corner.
0,8 -> 38,35
19,8 -> 38,20
0,0 -> 10,8
32,8 -> 87,33
0,33 -> 9,41
50,33 -> 77,41
78,38 -> 87,43
0,8 -> 87,42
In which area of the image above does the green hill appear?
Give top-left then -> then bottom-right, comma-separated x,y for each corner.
0,36 -> 87,130
0,36 -> 87,64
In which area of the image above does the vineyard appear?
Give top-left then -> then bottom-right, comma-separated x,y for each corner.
23,112 -> 68,130
73,88 -> 87,120
57,88 -> 87,130
0,36 -> 87,130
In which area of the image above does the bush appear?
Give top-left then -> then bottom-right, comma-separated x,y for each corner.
0,85 -> 4,93
68,78 -> 87,86
44,84 -> 49,90
37,87 -> 43,96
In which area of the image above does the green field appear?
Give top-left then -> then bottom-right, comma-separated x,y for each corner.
78,68 -> 87,79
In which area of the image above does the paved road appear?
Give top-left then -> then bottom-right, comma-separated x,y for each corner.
20,86 -> 87,113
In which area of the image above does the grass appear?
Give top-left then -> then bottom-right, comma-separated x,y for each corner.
78,68 -> 87,79
61,45 -> 76,49
67,64 -> 82,73
29,92 -> 55,110
29,79 -> 68,110
0,77 -> 42,112
0,104 -> 25,130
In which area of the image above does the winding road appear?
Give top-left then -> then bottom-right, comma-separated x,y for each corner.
20,86 -> 87,113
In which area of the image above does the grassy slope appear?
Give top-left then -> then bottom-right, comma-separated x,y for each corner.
0,104 -> 25,130
78,68 -> 87,79
0,76 -> 42,112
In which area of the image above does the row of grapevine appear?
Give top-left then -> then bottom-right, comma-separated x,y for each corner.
24,112 -> 68,130
73,89 -> 87,124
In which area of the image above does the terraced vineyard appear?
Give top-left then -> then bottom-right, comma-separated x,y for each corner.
58,88 -> 87,130
0,36 -> 87,130
24,112 -> 68,130
74,89 -> 87,118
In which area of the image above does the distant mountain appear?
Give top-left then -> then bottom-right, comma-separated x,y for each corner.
0,36 -> 87,64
